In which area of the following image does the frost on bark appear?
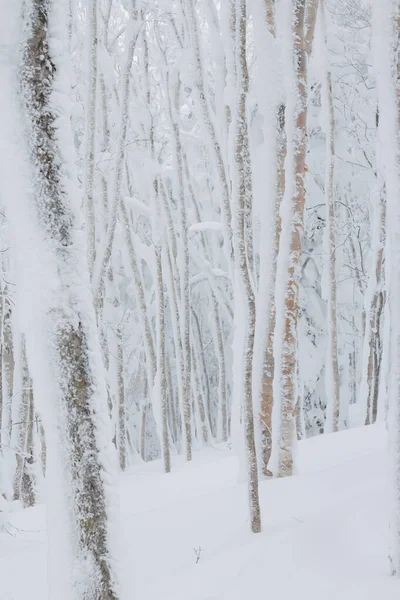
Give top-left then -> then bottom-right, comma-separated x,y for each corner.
19,2 -> 119,597
264,0 -> 276,36
167,75 -> 192,462
321,0 -> 340,433
84,0 -> 98,276
260,102 -> 285,476
234,0 -> 261,534
372,0 -> 400,576
363,188 -> 386,426
155,246 -> 171,473
304,0 -> 319,57
3,297 -> 14,443
13,336 -> 35,507
275,0 -> 308,478
116,329 -> 126,471
212,292 -> 228,442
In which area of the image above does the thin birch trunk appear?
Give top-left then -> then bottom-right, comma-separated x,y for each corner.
84,0 -> 98,276
372,0 -> 400,575
321,0 -> 340,432
166,353 -> 178,445
116,329 -> 126,471
155,247 -> 171,473
364,189 -> 386,425
234,0 -> 261,534
13,337 -> 35,507
167,75 -> 192,461
260,103 -> 285,476
275,0 -> 308,478
3,300 -> 14,443
191,339 -> 209,444
191,308 -> 213,435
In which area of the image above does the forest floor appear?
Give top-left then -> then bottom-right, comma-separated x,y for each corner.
1,423 -> 399,599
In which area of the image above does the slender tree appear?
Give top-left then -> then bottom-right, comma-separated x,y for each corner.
274,0 -> 308,478
233,0 -> 261,533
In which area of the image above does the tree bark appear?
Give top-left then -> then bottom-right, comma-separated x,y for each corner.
275,0 -> 308,478
234,0 -> 261,534
321,0 -> 340,433
17,2 -> 120,596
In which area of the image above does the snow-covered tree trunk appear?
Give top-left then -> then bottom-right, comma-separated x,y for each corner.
2,298 -> 14,446
372,0 -> 400,576
167,75 -> 192,461
116,328 -> 126,471
321,0 -> 340,433
13,336 -> 35,507
274,0 -> 308,478
359,171 -> 386,427
84,0 -> 98,276
260,102 -> 285,476
233,0 -> 261,534
14,1 -> 120,597
155,246 -> 171,473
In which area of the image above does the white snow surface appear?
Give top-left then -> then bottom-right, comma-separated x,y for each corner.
1,423 -> 398,599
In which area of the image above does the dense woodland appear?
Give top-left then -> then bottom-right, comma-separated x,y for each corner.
1,0 -> 400,597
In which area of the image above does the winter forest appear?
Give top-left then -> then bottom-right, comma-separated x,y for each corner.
2,0 -> 400,597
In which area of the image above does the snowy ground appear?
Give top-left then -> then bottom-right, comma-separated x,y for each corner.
1,423 -> 399,599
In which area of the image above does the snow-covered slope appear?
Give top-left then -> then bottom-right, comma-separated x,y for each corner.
1,424 -> 398,599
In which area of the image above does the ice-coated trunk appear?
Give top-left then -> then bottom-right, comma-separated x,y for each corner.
233,0 -> 261,534
274,0 -> 308,478
371,0 -> 400,576
321,0 -> 340,433
14,1 -> 120,597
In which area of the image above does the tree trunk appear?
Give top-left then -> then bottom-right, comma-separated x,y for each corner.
372,0 -> 400,576
84,0 -> 98,276
13,336 -> 35,507
116,329 -> 126,471
321,0 -> 340,433
234,0 -> 261,534
260,103 -> 285,476
364,188 -> 386,425
275,0 -> 308,478
16,2 -> 120,596
155,247 -> 171,473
